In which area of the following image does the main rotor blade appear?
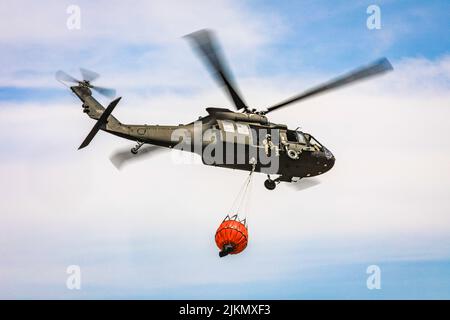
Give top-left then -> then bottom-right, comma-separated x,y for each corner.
92,86 -> 116,98
80,68 -> 100,82
264,58 -> 393,114
110,145 -> 165,170
185,29 -> 248,111
55,70 -> 80,84
288,178 -> 321,191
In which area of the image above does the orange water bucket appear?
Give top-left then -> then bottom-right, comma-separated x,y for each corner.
215,215 -> 248,257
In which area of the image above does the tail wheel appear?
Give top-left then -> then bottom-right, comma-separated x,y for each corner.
131,141 -> 144,154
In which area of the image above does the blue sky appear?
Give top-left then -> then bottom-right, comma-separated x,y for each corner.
253,0 -> 450,62
153,260 -> 450,299
0,0 -> 450,299
1,0 -> 449,101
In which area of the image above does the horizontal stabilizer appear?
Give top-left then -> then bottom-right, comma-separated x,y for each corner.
78,97 -> 122,149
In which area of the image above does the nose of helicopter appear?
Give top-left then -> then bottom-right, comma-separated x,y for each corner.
323,147 -> 335,172
313,147 -> 335,174
325,148 -> 335,170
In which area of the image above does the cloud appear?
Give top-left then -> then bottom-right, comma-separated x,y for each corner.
0,0 -> 284,90
0,0 -> 280,45
1,53 -> 450,298
1,0 -> 450,298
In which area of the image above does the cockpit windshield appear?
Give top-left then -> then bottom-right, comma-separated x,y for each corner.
287,129 -> 307,144
296,132 -> 306,144
302,132 -> 323,151
288,130 -> 324,151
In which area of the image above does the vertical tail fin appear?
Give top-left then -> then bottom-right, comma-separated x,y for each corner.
78,97 -> 122,149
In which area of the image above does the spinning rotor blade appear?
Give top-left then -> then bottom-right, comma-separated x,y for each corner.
110,145 -> 165,170
185,29 -> 248,111
56,69 -> 116,98
55,70 -> 80,84
79,97 -> 121,149
92,86 -> 116,98
80,68 -> 100,82
264,58 -> 393,114
288,178 -> 321,191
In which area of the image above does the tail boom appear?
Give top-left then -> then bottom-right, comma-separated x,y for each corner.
72,85 -> 185,150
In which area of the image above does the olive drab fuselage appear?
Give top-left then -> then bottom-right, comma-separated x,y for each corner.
72,85 -> 335,183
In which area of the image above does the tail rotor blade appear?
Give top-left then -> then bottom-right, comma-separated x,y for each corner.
92,86 -> 116,98
78,97 -> 121,150
80,68 -> 100,82
55,70 -> 80,84
57,68 -> 117,100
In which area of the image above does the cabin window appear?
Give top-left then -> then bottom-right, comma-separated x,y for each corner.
236,123 -> 250,135
286,130 -> 298,142
221,120 -> 235,133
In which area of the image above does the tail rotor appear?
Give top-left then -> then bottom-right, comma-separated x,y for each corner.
55,68 -> 116,98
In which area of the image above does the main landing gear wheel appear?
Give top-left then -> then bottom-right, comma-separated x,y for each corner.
264,178 -> 276,190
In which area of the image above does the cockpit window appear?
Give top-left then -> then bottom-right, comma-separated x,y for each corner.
310,137 -> 322,147
306,134 -> 323,151
286,130 -> 298,142
296,132 -> 306,144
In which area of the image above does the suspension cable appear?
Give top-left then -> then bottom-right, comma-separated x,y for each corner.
228,161 -> 256,220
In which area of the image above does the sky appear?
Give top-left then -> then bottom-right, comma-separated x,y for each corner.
0,0 -> 450,299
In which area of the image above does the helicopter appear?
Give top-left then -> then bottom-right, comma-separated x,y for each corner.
56,29 -> 393,190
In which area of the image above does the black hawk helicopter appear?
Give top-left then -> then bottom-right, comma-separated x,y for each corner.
56,29 -> 393,190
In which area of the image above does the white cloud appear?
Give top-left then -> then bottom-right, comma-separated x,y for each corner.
1,0 -> 450,298
0,0 -> 280,46
1,54 -> 450,298
0,0 -> 284,89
